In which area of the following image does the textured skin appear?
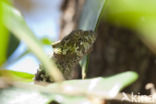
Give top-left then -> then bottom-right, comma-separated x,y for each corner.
35,30 -> 96,82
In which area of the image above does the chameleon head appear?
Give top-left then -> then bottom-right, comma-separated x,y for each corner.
36,30 -> 96,81
52,30 -> 97,57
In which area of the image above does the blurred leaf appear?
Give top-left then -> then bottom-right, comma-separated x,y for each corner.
79,55 -> 88,79
0,87 -> 53,104
41,37 -> 53,45
8,37 -> 53,64
0,69 -> 34,82
0,2 -> 9,66
4,49 -> 29,68
7,33 -> 20,58
102,0 -> 156,28
1,2 -> 64,81
137,19 -> 156,53
78,0 -> 105,30
9,49 -> 29,63
101,0 -> 156,53
0,1 -> 18,66
0,86 -> 92,104
0,71 -> 137,104
47,94 -> 92,104
78,0 -> 106,78
48,71 -> 138,98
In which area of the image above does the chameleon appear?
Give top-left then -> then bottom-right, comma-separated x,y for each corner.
35,30 -> 97,82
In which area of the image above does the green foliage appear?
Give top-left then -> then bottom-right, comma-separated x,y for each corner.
78,0 -> 105,78
0,86 -> 92,104
78,0 -> 105,30
102,0 -> 156,53
0,71 -> 138,104
79,55 -> 88,79
0,0 -> 140,103
102,0 -> 156,28
41,37 -> 53,45
1,2 -> 64,81
7,37 -> 51,65
0,87 -> 51,104
0,69 -> 34,82
48,71 -> 138,96
0,2 -> 9,66
7,33 -> 20,58
0,23 -> 9,66
0,1 -> 19,66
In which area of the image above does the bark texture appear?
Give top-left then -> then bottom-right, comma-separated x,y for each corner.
60,0 -> 156,94
60,0 -> 85,39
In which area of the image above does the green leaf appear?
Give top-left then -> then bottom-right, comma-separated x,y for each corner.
79,55 -> 88,79
48,71 -> 138,97
0,71 -> 138,104
101,0 -> 156,53
102,0 -> 156,28
78,0 -> 106,78
78,0 -> 105,30
0,1 -> 19,65
0,87 -> 52,104
0,2 -> 9,66
1,2 -> 64,81
8,50 -> 29,65
0,69 -> 34,82
137,19 -> 156,53
0,86 -> 91,104
7,37 -> 53,64
41,37 -> 53,45
47,94 -> 92,104
7,33 -> 20,58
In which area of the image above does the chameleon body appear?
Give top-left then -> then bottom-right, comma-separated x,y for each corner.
35,30 -> 96,82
